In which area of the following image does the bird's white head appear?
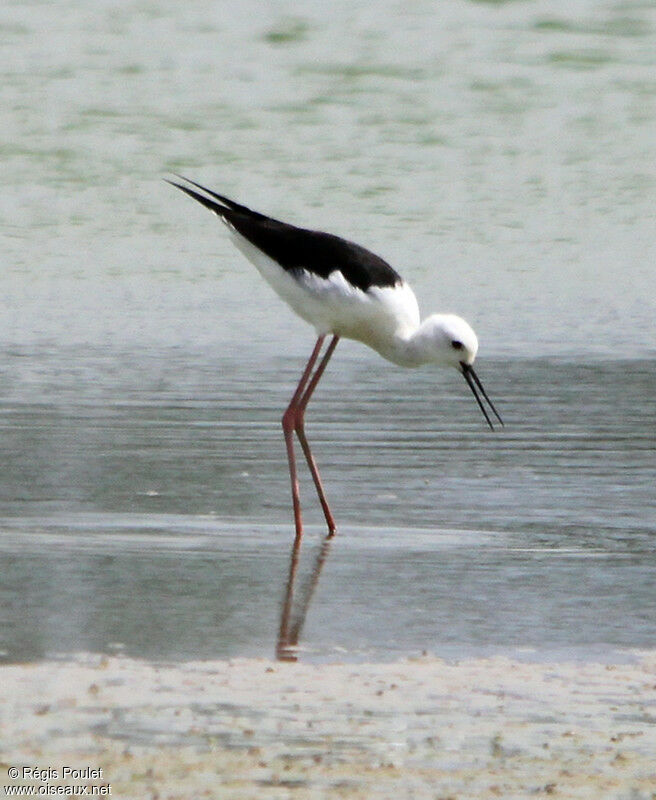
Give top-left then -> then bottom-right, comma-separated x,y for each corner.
413,313 -> 479,368
407,313 -> 503,430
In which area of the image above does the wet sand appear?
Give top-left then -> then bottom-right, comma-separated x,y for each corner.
2,653 -> 655,798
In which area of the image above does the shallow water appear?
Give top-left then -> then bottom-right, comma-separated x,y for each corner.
1,353 -> 654,662
1,0 -> 655,662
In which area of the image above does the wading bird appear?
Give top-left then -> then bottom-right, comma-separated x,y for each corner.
168,177 -> 502,541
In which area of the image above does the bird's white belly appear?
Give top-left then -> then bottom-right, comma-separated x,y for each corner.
229,229 -> 420,349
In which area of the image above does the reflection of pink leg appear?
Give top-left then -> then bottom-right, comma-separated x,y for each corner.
276,535 -> 302,661
295,336 -> 339,536
282,337 -> 326,541
276,532 -> 333,661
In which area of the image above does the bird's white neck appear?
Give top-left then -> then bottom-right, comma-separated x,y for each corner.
370,317 -> 447,368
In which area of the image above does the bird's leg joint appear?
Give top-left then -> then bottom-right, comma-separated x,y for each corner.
282,405 -> 298,433
293,409 -> 306,435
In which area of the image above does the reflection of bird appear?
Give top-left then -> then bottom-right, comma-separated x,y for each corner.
169,176 -> 503,541
277,534 -> 332,662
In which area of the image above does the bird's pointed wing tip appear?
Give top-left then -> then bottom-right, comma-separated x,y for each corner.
164,175 -> 269,221
164,177 -> 230,217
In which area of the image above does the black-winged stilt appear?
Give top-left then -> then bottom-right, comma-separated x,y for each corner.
168,176 -> 503,541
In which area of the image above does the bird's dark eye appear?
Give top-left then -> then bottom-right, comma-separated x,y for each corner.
451,340 -> 463,350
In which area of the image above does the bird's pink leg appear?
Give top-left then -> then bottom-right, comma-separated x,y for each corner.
282,336 -> 326,541
295,336 -> 340,536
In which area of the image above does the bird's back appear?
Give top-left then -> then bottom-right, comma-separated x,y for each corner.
225,213 -> 402,294
169,178 -> 417,343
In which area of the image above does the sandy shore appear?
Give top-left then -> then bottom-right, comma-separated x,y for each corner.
1,653 -> 655,799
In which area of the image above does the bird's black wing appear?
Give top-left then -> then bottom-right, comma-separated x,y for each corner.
168,178 -> 402,293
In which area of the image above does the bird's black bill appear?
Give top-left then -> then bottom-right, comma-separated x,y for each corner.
461,363 -> 504,430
